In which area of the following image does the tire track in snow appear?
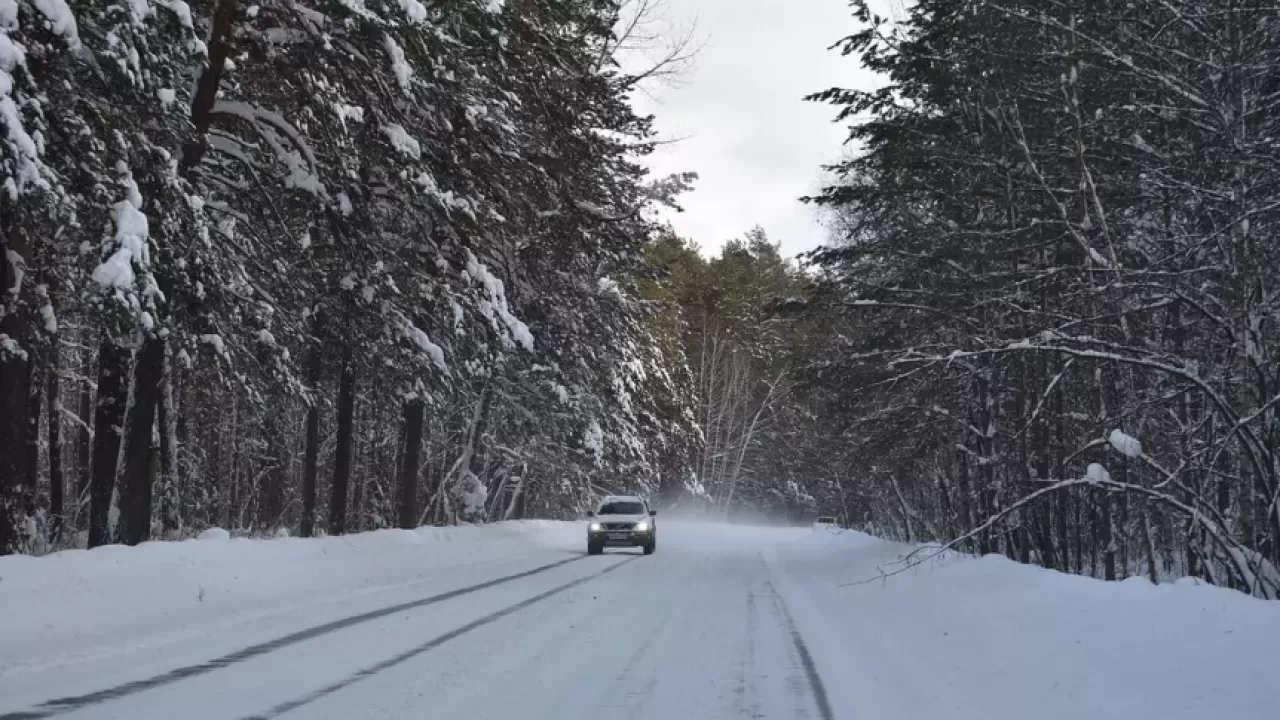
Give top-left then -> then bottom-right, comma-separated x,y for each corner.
587,554 -> 704,720
735,580 -> 764,719
0,555 -> 589,720
608,627 -> 661,720
762,578 -> 835,720
239,555 -> 640,720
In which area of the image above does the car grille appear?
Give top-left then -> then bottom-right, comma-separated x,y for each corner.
601,522 -> 633,530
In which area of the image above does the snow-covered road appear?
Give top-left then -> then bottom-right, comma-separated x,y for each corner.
2,520 -> 1278,720
0,523 -> 832,720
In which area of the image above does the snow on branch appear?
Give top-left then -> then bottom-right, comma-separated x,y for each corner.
31,0 -> 80,49
383,34 -> 412,92
210,100 -> 325,196
397,0 -> 427,23
92,175 -> 149,289
463,253 -> 533,351
1,27 -> 50,198
401,319 -> 448,373
381,123 -> 421,160
1107,429 -> 1142,459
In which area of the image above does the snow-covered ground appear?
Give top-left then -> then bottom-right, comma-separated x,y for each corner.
768,530 -> 1280,720
1,520 -> 1276,720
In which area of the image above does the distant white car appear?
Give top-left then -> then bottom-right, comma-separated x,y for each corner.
812,516 -> 838,531
587,495 -> 657,555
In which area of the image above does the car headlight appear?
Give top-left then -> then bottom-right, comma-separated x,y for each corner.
634,521 -> 649,532
589,522 -> 602,532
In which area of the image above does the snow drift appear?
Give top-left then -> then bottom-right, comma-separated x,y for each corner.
768,529 -> 1280,720
0,520 -> 579,677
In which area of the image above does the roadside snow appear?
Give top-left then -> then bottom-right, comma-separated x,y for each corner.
766,531 -> 1280,720
0,520 -> 579,679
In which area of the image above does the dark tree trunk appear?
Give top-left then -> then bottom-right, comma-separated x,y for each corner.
48,348 -> 64,543
175,379 -> 188,482
260,411 -> 286,531
512,473 -> 528,520
301,402 -> 320,536
157,355 -> 180,537
350,402 -> 367,532
398,398 -> 425,529
300,343 -> 322,538
328,349 -> 356,536
181,0 -> 244,175
89,341 -> 130,548
117,336 -> 165,545
0,361 -> 28,553
76,362 -> 93,527
351,469 -> 365,533
1102,490 -> 1117,581
207,395 -> 223,527
0,222 -> 32,555
23,355 -> 42,517
227,399 -> 240,530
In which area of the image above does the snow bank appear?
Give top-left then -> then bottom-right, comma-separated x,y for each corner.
768,532 -> 1280,720
0,521 -> 578,677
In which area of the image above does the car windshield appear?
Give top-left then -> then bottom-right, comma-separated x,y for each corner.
598,501 -> 645,515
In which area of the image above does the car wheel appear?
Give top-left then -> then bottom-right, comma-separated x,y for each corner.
642,538 -> 655,555
587,539 -> 603,555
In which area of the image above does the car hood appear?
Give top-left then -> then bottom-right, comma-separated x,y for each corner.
592,515 -> 649,525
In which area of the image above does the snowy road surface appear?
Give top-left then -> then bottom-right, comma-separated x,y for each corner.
2,520 -> 1279,720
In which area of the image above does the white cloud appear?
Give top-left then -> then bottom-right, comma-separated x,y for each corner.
627,0 -> 899,258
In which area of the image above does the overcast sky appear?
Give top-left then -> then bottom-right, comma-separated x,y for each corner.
627,0 -> 898,258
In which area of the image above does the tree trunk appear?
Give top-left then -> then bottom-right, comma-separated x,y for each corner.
0,222 -> 32,555
180,0 -> 244,175
117,336 -> 165,545
513,481 -> 529,520
157,354 -> 180,538
89,341 -> 130,548
328,349 -> 356,536
207,395 -> 223,527
75,364 -> 93,525
503,463 -> 527,521
398,398 -> 425,529
47,348 -> 64,544
301,398 -> 320,537
1142,503 -> 1160,584
1102,490 -> 1117,581
227,398 -> 240,530
450,384 -> 495,524
174,377 -> 189,515
300,319 -> 323,537
259,410 -> 286,531
460,384 -> 495,481
23,355 -> 42,521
